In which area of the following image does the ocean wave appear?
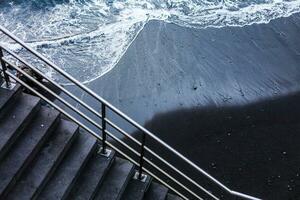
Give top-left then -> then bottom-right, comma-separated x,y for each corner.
0,0 -> 300,83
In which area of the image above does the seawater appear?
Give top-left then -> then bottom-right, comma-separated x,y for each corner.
0,0 -> 300,83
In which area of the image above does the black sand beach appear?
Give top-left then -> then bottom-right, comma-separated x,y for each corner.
66,13 -> 300,199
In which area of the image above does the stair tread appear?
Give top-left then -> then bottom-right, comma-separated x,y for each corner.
166,193 -> 183,200
38,130 -> 97,200
7,119 -> 79,200
144,182 -> 168,200
69,149 -> 116,200
94,157 -> 135,200
121,172 -> 152,200
0,93 -> 40,160
0,84 -> 20,114
0,106 -> 60,198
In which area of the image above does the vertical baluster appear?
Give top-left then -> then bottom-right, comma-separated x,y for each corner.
101,103 -> 107,154
0,48 -> 10,87
138,132 -> 146,180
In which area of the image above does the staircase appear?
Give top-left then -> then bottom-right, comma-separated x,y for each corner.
0,84 -> 183,200
0,24 -> 262,200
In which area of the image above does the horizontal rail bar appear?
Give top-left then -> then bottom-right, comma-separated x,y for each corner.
106,142 -> 189,200
6,71 -> 102,141
142,167 -> 189,200
1,47 -> 143,149
105,118 -> 142,146
0,25 -> 261,200
5,61 -> 141,159
143,156 -> 205,200
144,145 -> 219,200
5,59 -> 103,129
105,129 -> 140,157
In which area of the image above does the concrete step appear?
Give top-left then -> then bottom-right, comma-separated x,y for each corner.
143,182 -> 168,200
0,93 -> 40,161
166,193 -> 183,200
37,130 -> 97,200
121,171 -> 152,200
6,119 -> 79,200
94,157 -> 135,200
68,149 -> 116,200
0,84 -> 21,117
0,106 -> 60,198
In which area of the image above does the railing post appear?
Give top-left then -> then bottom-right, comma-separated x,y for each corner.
101,103 -> 107,154
0,48 -> 10,87
138,132 -> 146,180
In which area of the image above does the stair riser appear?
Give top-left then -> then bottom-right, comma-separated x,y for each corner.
32,127 -> 79,200
144,182 -> 169,200
121,171 -> 152,200
0,115 -> 60,198
0,87 -> 21,119
139,180 -> 152,200
144,178 -> 152,196
61,142 -> 98,200
116,166 -> 135,200
0,100 -> 41,161
89,156 -> 116,200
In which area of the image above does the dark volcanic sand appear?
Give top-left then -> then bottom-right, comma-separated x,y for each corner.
66,13 -> 300,200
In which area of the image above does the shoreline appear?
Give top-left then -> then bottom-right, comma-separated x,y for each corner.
67,12 -> 300,199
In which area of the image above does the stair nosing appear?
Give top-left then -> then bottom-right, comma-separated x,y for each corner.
6,120 -> 80,200
37,130 -> 97,200
0,93 -> 41,161
32,123 -> 79,199
0,106 -> 60,198
0,84 -> 21,118
121,171 -> 152,200
70,150 -> 116,200
94,157 -> 135,200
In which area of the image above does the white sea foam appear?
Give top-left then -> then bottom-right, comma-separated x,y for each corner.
0,0 -> 300,83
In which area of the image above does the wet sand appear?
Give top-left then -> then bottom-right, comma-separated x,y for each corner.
67,13 -> 300,199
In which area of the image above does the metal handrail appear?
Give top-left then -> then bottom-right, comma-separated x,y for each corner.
2,46 -> 143,149
0,25 -> 261,200
5,70 -> 189,200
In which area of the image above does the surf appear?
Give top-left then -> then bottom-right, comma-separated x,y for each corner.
1,0 -> 300,83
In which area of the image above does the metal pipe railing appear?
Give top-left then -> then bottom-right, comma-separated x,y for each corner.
0,25 -> 261,200
5,69 -> 189,200
1,46 -> 103,119
2,49 -> 197,198
1,45 -> 215,200
5,60 -> 141,157
144,145 -> 220,200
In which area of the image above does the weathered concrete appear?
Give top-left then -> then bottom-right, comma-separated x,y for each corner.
0,106 -> 59,198
0,84 -> 20,117
0,87 -> 183,200
38,131 -> 97,200
0,93 -> 40,161
7,119 -> 79,200
70,149 -> 115,200
144,182 -> 168,200
121,173 -> 152,200
94,157 -> 134,200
